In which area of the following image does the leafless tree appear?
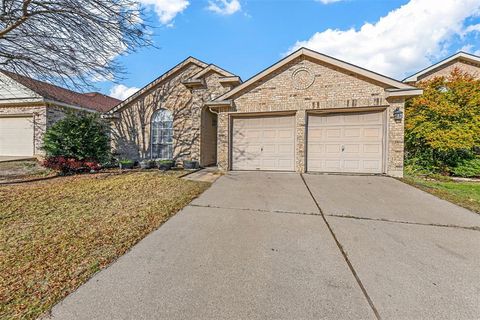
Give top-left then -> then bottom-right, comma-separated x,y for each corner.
0,0 -> 152,89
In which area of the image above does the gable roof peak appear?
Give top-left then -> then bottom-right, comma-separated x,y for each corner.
108,56 -> 209,113
403,51 -> 480,82
214,47 -> 414,101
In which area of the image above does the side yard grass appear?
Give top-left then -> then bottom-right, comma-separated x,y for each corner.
0,171 -> 210,319
402,175 -> 480,214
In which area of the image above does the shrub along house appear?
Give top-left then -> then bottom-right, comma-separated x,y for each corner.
0,71 -> 120,157
107,48 -> 423,177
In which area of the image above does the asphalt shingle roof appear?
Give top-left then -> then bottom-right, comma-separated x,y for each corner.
1,70 -> 121,112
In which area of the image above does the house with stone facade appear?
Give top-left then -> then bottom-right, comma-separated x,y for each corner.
404,51 -> 480,84
0,71 -> 120,157
107,48 -> 422,177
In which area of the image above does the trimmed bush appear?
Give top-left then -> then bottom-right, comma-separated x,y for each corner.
42,112 -> 110,163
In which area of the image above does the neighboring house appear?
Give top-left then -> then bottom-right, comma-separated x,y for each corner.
404,51 -> 480,84
108,48 -> 422,177
0,71 -> 120,157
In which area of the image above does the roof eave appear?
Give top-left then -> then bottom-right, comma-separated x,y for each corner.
219,76 -> 242,85
205,99 -> 233,108
182,79 -> 205,88
43,99 -> 98,113
385,88 -> 423,98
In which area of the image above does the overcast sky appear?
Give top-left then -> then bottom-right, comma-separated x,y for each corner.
103,0 -> 480,100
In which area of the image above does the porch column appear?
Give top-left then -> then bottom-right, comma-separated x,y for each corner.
216,109 -> 229,171
295,110 -> 306,173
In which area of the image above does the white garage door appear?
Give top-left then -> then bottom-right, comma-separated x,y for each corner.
307,111 -> 384,173
0,116 -> 34,156
232,115 -> 295,171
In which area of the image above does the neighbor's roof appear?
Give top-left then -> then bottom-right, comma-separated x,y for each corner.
1,70 -> 120,112
403,51 -> 480,83
214,47 -> 417,102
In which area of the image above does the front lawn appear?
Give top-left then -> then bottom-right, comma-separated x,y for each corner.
0,171 -> 209,319
402,175 -> 480,214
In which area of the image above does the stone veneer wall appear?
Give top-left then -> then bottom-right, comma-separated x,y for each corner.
110,65 -> 232,166
416,59 -> 480,83
0,104 -> 47,156
110,64 -> 203,161
215,56 -> 406,177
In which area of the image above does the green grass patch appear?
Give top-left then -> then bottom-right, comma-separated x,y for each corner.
0,171 -> 210,319
402,175 -> 480,214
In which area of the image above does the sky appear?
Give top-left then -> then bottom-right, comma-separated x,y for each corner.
102,0 -> 480,100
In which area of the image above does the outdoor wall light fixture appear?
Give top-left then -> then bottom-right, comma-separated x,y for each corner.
393,107 -> 403,122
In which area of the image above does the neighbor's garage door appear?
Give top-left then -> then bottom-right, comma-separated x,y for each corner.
307,111 -> 384,174
232,115 -> 295,171
0,116 -> 34,156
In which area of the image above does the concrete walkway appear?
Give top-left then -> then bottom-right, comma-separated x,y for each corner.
48,172 -> 480,320
182,167 -> 223,183
0,156 -> 35,163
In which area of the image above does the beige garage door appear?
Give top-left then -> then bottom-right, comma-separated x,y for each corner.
307,111 -> 384,173
0,116 -> 34,156
232,115 -> 295,171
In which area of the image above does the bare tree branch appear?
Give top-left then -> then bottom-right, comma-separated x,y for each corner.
0,0 -> 152,90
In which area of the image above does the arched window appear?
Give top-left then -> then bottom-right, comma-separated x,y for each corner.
151,109 -> 173,159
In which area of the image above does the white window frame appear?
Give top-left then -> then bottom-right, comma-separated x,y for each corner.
151,109 -> 173,159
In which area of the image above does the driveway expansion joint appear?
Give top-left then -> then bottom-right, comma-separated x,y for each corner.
300,174 -> 382,320
326,214 -> 480,232
188,203 -> 319,216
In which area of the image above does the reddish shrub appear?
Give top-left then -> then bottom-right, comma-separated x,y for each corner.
43,156 -> 100,174
84,160 -> 101,171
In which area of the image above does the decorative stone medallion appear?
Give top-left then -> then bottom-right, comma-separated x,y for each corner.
292,67 -> 315,90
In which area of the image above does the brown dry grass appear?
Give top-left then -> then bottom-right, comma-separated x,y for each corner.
0,171 -> 209,319
0,160 -> 53,183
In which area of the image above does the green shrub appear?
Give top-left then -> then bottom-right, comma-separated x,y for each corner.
43,112 -> 110,163
451,158 -> 480,178
119,159 -> 134,165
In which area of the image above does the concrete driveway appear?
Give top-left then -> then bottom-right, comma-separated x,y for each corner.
48,172 -> 480,320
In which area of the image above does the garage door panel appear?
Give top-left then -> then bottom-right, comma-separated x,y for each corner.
0,116 -> 34,156
277,143 -> 294,154
278,129 -> 294,139
364,144 -> 381,153
262,144 -> 276,154
325,144 -> 342,154
364,160 -> 381,170
232,116 -> 295,171
364,127 -> 381,138
324,160 -> 342,170
309,128 -> 322,139
326,129 -> 341,138
344,128 -> 361,137
344,144 -> 360,153
307,111 -> 384,174
344,160 -> 360,170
